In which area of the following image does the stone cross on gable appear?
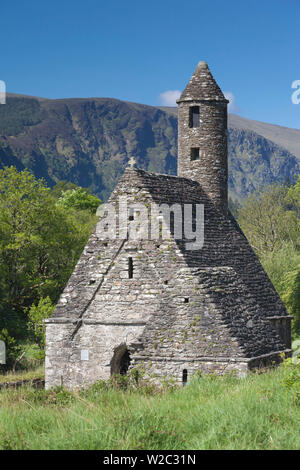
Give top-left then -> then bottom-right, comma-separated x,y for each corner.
128,157 -> 136,168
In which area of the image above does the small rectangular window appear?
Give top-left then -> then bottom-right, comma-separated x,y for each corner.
189,106 -> 200,128
128,207 -> 134,221
191,148 -> 200,161
182,369 -> 188,385
128,257 -> 133,279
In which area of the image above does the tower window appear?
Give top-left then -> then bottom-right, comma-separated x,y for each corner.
129,207 -> 134,221
182,369 -> 188,385
128,257 -> 133,279
189,106 -> 200,128
191,148 -> 200,161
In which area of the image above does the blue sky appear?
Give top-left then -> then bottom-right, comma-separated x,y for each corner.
1,0 -> 300,128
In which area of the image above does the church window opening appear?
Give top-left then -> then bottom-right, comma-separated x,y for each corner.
129,207 -> 134,221
128,257 -> 133,279
191,148 -> 200,161
183,369 -> 188,385
189,106 -> 200,128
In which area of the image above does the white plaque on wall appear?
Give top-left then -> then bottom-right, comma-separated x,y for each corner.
81,349 -> 89,361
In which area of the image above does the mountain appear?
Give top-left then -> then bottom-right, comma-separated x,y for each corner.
0,94 -> 299,202
229,113 -> 300,160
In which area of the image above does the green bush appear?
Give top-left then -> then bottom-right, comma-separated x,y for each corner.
27,297 -> 55,350
0,329 -> 23,370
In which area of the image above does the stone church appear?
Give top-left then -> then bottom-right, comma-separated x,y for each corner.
45,62 -> 292,389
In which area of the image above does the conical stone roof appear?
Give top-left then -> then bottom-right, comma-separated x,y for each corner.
177,61 -> 228,102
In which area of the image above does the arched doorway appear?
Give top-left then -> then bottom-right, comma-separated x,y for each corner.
110,344 -> 131,376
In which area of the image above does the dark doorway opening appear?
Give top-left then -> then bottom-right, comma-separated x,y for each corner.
111,344 -> 131,376
120,349 -> 131,375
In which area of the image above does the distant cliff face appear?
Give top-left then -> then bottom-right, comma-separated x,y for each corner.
228,128 -> 300,199
0,96 -> 299,201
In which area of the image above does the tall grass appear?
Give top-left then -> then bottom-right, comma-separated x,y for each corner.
0,365 -> 299,450
0,366 -> 44,384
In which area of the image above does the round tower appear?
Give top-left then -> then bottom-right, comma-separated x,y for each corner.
176,61 -> 229,215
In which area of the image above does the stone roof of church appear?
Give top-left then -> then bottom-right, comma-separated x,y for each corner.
50,166 -> 289,358
177,61 -> 228,102
53,167 -> 288,326
131,167 -> 288,317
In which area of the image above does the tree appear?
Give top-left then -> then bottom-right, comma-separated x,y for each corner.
237,184 -> 298,256
238,182 -> 300,337
0,167 -> 97,345
262,244 -> 300,337
51,180 -> 82,199
281,269 -> 300,336
27,297 -> 55,349
56,187 -> 102,213
285,175 -> 300,217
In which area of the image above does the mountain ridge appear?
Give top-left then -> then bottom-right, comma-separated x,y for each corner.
159,105 -> 300,159
0,94 -> 299,202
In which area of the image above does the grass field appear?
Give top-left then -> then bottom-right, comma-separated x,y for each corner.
0,366 -> 44,384
0,361 -> 299,450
